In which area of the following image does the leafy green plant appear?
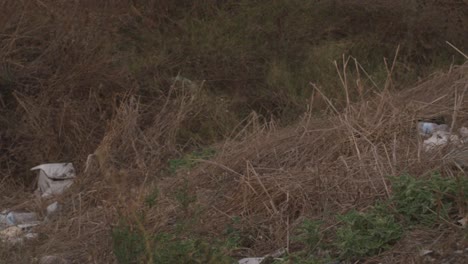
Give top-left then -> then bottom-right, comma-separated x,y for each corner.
112,224 -> 146,264
275,172 -> 468,262
390,173 -> 467,226
223,216 -> 242,249
335,209 -> 403,259
281,219 -> 334,263
294,219 -> 323,252
112,222 -> 234,264
152,234 -> 234,264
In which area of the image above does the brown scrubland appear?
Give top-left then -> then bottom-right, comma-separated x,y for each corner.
0,0 -> 467,263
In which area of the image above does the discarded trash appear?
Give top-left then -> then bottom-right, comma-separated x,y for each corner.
458,215 -> 467,228
6,212 -> 38,226
238,256 -> 283,264
172,75 -> 196,87
39,255 -> 70,264
31,163 -> 76,197
419,249 -> 434,256
24,233 -> 38,240
0,164 -> 74,247
238,248 -> 286,264
47,201 -> 61,216
0,226 -> 22,237
448,148 -> 468,168
0,213 -> 8,228
84,154 -> 99,174
238,258 -> 265,264
0,226 -> 23,244
18,222 -> 41,232
0,211 -> 41,243
423,131 -> 459,151
460,127 -> 468,140
0,166 -> 75,247
417,121 -> 448,137
0,209 -> 40,245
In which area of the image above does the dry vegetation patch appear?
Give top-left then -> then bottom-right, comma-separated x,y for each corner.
174,64 -> 468,256
0,0 -> 467,263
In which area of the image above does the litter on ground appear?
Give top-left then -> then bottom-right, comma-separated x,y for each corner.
417,121 -> 448,137
30,163 -> 76,197
0,164 -> 71,245
421,122 -> 468,152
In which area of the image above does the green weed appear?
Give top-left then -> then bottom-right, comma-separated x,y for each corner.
222,216 -> 242,249
294,219 -> 323,253
112,223 -> 234,264
390,173 -> 468,226
335,209 -> 403,259
283,219 -> 332,264
151,234 -> 234,264
112,224 -> 146,264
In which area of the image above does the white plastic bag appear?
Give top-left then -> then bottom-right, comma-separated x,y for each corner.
30,163 -> 76,197
417,121 -> 448,137
6,212 -> 38,225
238,258 -> 265,264
423,131 -> 459,151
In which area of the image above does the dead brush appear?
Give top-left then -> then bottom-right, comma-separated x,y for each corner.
0,0 -> 132,189
171,62 -> 468,256
0,0 -> 467,262
0,0 -> 206,262
27,77 -> 206,262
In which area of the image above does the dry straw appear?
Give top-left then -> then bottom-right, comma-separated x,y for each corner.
176,62 -> 468,255
0,0 -> 467,262
6,61 -> 463,262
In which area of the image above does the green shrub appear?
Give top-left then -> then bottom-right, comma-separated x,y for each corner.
294,219 -> 323,253
112,225 -> 146,264
152,234 -> 234,264
222,216 -> 242,249
335,210 -> 403,259
277,172 -> 468,262
390,173 -> 467,226
112,223 -> 234,264
284,219 -> 331,264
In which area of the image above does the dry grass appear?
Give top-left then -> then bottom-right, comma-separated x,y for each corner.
0,2 -> 204,261
156,63 -> 468,257
3,62 -> 464,262
0,0 -> 467,263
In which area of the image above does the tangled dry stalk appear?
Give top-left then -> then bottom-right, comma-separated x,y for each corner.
2,54 -> 468,264
0,0 -> 467,263
171,63 -> 468,256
